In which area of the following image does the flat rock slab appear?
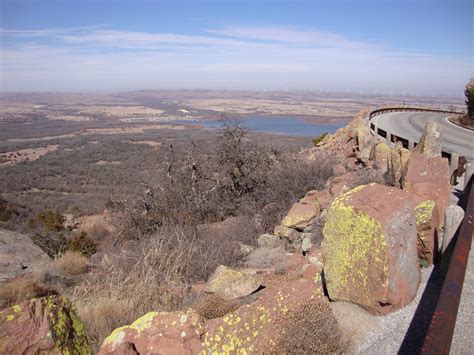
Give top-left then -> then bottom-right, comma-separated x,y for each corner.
0,228 -> 49,284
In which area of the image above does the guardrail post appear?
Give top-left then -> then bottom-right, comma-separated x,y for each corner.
450,153 -> 459,185
465,163 -> 473,190
408,140 -> 415,150
386,132 -> 392,146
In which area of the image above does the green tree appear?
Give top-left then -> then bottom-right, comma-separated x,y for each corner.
465,79 -> 474,117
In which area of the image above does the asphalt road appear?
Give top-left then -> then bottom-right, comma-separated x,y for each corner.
371,112 -> 474,160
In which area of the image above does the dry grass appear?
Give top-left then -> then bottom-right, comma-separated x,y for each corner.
52,251 -> 88,276
75,298 -> 134,351
192,293 -> 240,319
0,274 -> 54,309
68,227 -> 194,351
277,299 -> 344,354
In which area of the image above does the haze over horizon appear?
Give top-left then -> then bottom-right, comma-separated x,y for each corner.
0,0 -> 472,97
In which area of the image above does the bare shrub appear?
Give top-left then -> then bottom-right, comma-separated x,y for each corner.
52,251 -> 88,276
192,293 -> 240,319
276,299 -> 344,354
108,119 -> 335,243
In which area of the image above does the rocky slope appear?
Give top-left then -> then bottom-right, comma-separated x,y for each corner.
0,110 -> 457,354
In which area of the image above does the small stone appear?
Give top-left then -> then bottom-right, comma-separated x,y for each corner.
301,237 -> 312,253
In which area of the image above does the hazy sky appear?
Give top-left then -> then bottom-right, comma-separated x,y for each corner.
0,0 -> 472,95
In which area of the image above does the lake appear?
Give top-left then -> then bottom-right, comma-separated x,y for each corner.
174,116 -> 343,137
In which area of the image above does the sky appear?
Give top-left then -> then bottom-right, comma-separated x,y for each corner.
0,0 -> 472,96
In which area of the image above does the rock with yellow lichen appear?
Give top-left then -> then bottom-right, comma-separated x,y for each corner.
98,309 -> 205,355
372,141 -> 391,175
322,183 -> 420,315
205,265 -> 262,301
281,202 -> 320,230
203,275 -> 325,354
402,152 -> 451,229
413,198 -> 439,265
98,256 -> 331,354
0,295 -> 91,354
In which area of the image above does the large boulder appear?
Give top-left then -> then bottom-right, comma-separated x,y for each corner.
413,197 -> 440,264
205,265 -> 262,301
0,228 -> 49,284
401,152 -> 451,228
0,296 -> 91,354
99,310 -> 205,355
414,122 -> 443,158
281,202 -> 320,230
203,274 -> 327,353
99,270 -> 334,354
322,184 -> 420,315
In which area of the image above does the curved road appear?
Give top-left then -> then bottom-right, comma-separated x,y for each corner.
371,112 -> 474,161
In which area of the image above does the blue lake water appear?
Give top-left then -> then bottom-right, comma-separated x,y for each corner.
174,117 -> 343,137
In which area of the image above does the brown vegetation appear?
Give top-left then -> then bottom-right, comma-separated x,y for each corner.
52,251 -> 88,276
0,274 -> 54,309
276,299 -> 344,354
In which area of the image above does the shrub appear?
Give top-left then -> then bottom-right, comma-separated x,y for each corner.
192,293 -> 240,319
68,231 -> 97,257
30,209 -> 65,232
52,251 -> 88,275
276,299 -> 344,354
31,232 -> 68,258
0,200 -> 15,222
312,132 -> 328,146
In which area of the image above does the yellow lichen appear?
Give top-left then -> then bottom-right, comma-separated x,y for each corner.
322,185 -> 388,303
415,200 -> 435,225
102,326 -> 128,346
130,311 -> 158,333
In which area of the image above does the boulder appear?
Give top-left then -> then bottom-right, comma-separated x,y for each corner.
100,272 -> 330,354
332,163 -> 347,176
301,237 -> 312,253
273,225 -> 299,240
203,274 -> 326,353
0,228 -> 49,285
414,122 -> 443,158
99,310 -> 204,355
327,172 -> 358,197
281,202 -> 320,230
301,189 -> 332,210
356,125 -> 377,163
322,184 -> 420,315
413,198 -> 440,264
63,214 -> 80,231
402,152 -> 451,227
0,296 -> 91,354
372,141 -> 391,175
389,144 -> 411,186
205,265 -> 262,301
442,205 -> 465,253
257,234 -> 284,249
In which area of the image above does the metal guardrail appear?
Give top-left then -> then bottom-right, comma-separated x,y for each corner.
368,107 -> 459,120
367,107 -> 472,189
421,175 -> 474,354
